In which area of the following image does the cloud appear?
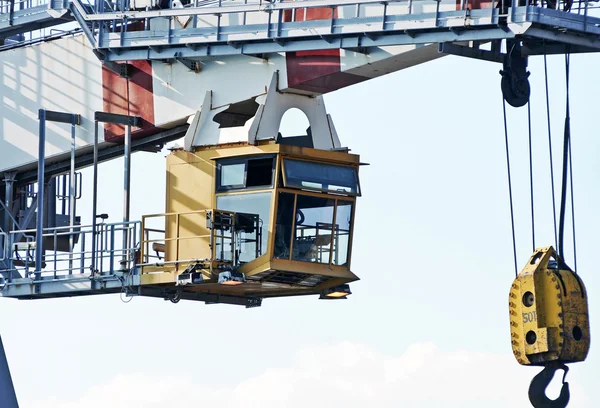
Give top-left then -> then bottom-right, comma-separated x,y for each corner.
28,342 -> 589,408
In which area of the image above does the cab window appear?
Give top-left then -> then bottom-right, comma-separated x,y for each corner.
217,156 -> 275,192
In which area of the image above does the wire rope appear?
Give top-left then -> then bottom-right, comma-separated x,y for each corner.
527,101 -> 536,251
543,53 -> 559,250
558,54 -> 570,261
502,98 -> 518,277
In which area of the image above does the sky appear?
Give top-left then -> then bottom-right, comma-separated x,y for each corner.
1,50 -> 599,407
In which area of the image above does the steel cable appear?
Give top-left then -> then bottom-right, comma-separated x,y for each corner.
502,98 -> 518,277
543,53 -> 559,250
528,101 -> 535,251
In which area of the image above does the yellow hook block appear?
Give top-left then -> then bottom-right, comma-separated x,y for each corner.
509,246 -> 590,366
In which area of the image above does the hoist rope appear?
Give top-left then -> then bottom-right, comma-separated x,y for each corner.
528,101 -> 536,251
558,55 -> 570,260
569,129 -> 578,272
557,53 -> 578,271
502,98 -> 518,277
543,53 -> 559,250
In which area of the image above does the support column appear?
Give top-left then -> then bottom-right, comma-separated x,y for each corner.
35,109 -> 46,280
93,112 -> 140,273
91,120 -> 99,276
122,124 -> 132,266
3,173 -> 16,234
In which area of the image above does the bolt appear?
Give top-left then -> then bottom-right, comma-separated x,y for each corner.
556,285 -> 560,290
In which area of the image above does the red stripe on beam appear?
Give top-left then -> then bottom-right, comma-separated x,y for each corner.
102,60 -> 157,142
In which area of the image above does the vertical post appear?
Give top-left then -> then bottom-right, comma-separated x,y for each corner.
91,121 -> 99,276
35,109 -> 46,280
0,336 -> 18,408
68,116 -> 76,275
122,124 -> 131,267
3,173 -> 16,234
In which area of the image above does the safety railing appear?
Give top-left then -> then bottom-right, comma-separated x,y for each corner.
0,220 -> 140,282
0,0 -> 48,15
67,0 -> 600,62
140,209 -> 237,275
140,208 -> 263,275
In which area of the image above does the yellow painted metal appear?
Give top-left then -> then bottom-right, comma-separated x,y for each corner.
509,246 -> 590,366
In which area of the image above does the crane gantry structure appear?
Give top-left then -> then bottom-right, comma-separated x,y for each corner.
0,0 -> 597,406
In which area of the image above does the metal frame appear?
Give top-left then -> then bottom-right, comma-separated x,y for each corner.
92,112 -> 142,273
36,110 -> 81,280
64,0 -> 600,62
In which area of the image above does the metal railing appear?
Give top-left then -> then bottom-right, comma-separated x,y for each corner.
66,0 -> 600,62
140,208 -> 264,275
0,220 -> 140,282
140,209 -> 236,274
0,0 -> 49,15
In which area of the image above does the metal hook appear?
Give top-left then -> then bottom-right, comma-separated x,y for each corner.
528,362 -> 570,408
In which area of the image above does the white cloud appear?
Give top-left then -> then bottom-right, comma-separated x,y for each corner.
28,342 -> 590,408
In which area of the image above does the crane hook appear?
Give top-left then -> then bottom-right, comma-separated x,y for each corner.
528,362 -> 570,408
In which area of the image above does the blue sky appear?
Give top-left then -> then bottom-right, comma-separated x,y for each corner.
1,51 -> 599,407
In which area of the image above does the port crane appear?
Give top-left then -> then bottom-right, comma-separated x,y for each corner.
0,0 -> 596,405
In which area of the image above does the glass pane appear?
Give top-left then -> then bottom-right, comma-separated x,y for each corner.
332,200 -> 353,266
220,163 -> 245,188
246,157 -> 274,188
216,192 -> 272,263
274,192 -> 295,260
284,159 -> 359,195
292,195 -> 335,264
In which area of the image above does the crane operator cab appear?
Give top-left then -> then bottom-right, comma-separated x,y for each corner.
139,143 -> 361,303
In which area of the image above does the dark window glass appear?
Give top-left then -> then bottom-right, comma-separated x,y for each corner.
247,158 -> 274,188
284,159 -> 359,195
274,192 -> 295,260
217,156 -> 275,191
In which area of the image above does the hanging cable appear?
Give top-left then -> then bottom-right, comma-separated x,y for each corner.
543,53 -> 559,250
565,54 -> 577,273
568,131 -> 578,272
502,98 -> 518,277
558,53 -> 571,261
527,101 -> 535,251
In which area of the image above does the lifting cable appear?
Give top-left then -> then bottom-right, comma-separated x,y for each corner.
543,53 -> 559,250
502,98 -> 518,277
557,52 -> 578,271
527,100 -> 535,251
502,98 -> 536,276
